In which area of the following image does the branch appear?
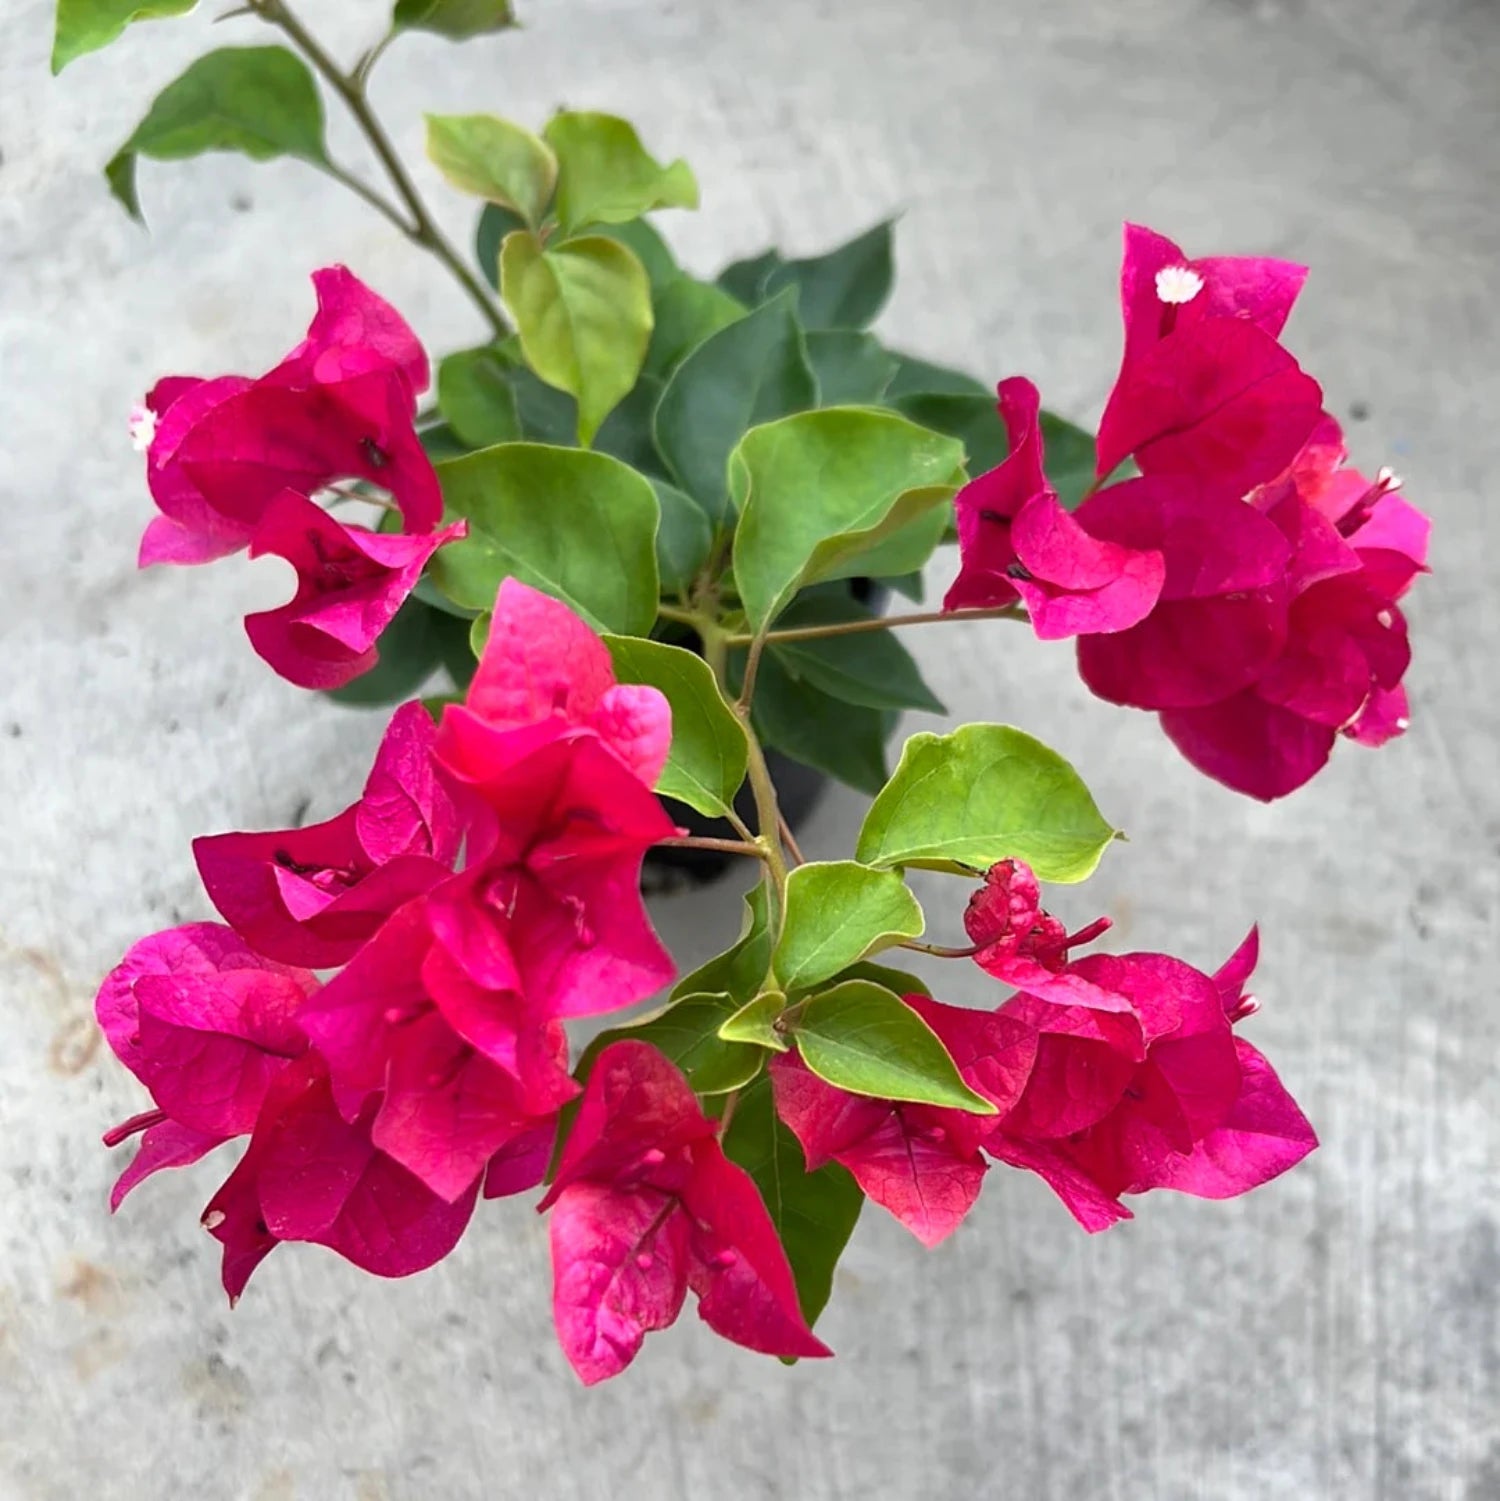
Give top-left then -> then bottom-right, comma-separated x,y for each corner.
724,604 -> 1026,648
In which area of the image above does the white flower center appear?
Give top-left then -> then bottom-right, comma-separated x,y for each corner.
1376,609 -> 1394,629
1155,265 -> 1205,305
128,403 -> 158,453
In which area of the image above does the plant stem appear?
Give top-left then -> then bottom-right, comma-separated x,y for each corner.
736,629 -> 768,712
724,604 -> 1025,648
776,812 -> 806,868
654,835 -> 767,860
899,938 -> 982,959
250,0 -> 510,340
740,724 -> 788,904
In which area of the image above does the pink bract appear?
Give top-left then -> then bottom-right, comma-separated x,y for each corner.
245,491 -> 466,689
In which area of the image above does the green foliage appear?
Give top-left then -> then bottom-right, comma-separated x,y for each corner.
857,723 -> 1117,881
890,392 -> 1008,476
106,47 -> 328,220
884,351 -> 989,399
323,596 -> 472,707
717,991 -> 790,1051
436,346 -> 521,449
606,992 -> 764,1095
602,636 -> 748,818
431,443 -> 660,633
646,276 -> 746,378
762,221 -> 896,331
654,288 -> 816,526
722,1076 -> 863,1326
1038,411 -> 1099,509
424,113 -> 556,226
673,885 -> 775,1005
715,248 -> 785,305
651,479 -> 713,595
805,330 -> 899,405
392,0 -> 515,40
774,862 -> 924,995
729,407 -> 964,632
474,202 -> 527,288
500,230 -> 653,444
595,217 -> 680,291
592,373 -> 667,478
790,980 -> 994,1111
543,111 -> 698,235
52,0 -> 195,74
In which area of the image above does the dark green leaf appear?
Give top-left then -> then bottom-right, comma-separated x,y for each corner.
774,863 -> 923,995
763,221 -> 894,331
543,111 -> 697,235
500,230 -> 653,444
592,373 -> 667,478
652,479 -> 713,595
722,1075 -> 863,1326
595,218 -> 680,293
53,0 -> 195,74
832,959 -> 932,998
890,392 -> 1008,477
417,420 -> 472,462
322,596 -> 468,707
474,202 -> 526,289
646,276 -> 746,378
653,288 -> 816,526
1039,410 -> 1099,510
106,46 -> 327,220
805,330 -> 900,405
436,346 -> 521,449
673,885 -> 774,1005
884,352 -> 989,399
393,0 -> 515,40
791,980 -> 994,1111
715,248 -> 784,306
603,636 -> 748,818
431,443 -> 660,633
607,992 -> 764,1095
504,361 -> 578,445
856,723 -> 1117,881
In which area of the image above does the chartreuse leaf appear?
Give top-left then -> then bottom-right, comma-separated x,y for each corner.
393,0 -> 515,40
425,114 -> 556,226
543,111 -> 698,235
673,884 -> 773,1004
436,347 -> 521,449
891,392 -> 1008,477
430,444 -> 659,633
654,288 -> 816,526
729,408 -> 964,632
646,276 -> 746,378
105,47 -> 328,220
774,863 -> 924,996
501,231 -> 653,444
596,218 -> 680,292
52,0 -> 195,73
652,480 -> 713,594
767,595 -> 944,714
790,980 -> 994,1112
856,723 -> 1116,881
763,221 -> 895,331
602,637 -> 748,818
718,990 -> 789,1051
806,330 -> 899,405
723,1075 -> 863,1326
475,203 -> 527,288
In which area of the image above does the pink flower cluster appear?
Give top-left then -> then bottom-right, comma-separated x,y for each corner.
774,860 -> 1316,1246
946,224 -> 1430,799
131,268 -> 463,688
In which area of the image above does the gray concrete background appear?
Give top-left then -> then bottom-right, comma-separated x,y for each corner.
2,0 -> 1497,1496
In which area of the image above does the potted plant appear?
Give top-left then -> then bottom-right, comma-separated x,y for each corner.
59,0 -> 1428,1383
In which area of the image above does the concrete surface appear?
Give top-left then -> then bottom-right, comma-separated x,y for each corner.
2,0 -> 1497,1497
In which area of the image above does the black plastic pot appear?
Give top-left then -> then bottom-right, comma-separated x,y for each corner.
644,580 -> 891,888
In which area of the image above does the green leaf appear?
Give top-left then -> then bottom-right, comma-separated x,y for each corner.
105,47 -> 328,221
646,276 -> 746,378
322,596 -> 469,707
791,980 -> 994,1111
595,218 -> 680,293
436,346 -> 521,449
609,992 -> 764,1095
884,352 -> 989,400
717,990 -> 790,1051
856,723 -> 1117,881
543,111 -> 698,236
832,959 -> 932,999
501,231 -> 653,445
652,479 -> 713,595
417,420 -> 471,462
722,1076 -> 863,1326
425,113 -> 556,226
729,408 -> 964,632
431,443 -> 660,633
806,330 -> 900,406
775,863 -> 923,995
653,288 -> 816,526
393,0 -> 515,40
747,649 -> 895,796
592,373 -> 667,478
504,361 -> 578,446
890,392 -> 1008,477
763,221 -> 894,331
673,885 -> 773,1005
768,595 -> 944,714
1039,411 -> 1099,510
52,0 -> 195,73
474,202 -> 526,289
716,248 -> 784,306
602,636 -> 748,818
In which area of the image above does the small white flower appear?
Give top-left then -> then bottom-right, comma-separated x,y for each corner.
1155,265 -> 1205,305
127,402 -> 157,453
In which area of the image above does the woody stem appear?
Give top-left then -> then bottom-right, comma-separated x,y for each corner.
249,0 -> 510,341
654,836 -> 767,860
722,604 -> 1026,648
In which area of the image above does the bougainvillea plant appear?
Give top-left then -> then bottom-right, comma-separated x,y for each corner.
60,0 -> 1429,1383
